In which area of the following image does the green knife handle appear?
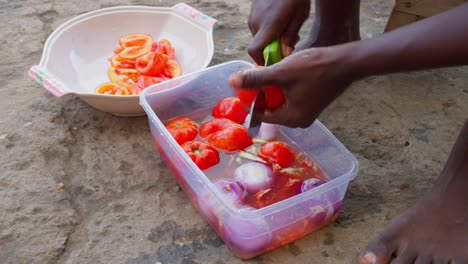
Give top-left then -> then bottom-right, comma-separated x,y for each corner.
263,39 -> 283,66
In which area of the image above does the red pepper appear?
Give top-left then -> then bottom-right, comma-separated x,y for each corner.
181,140 -> 220,170
199,118 -> 252,151
165,117 -> 198,145
212,97 -> 249,124
259,141 -> 295,168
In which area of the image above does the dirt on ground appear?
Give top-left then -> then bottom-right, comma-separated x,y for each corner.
1,0 -> 467,263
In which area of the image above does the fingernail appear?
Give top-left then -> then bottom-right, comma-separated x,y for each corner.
363,252 -> 376,264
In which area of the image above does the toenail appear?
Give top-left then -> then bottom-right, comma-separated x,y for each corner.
363,252 -> 377,264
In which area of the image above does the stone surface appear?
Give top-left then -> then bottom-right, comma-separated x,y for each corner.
1,0 -> 467,263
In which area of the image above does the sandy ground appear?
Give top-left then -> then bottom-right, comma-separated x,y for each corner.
1,0 -> 467,263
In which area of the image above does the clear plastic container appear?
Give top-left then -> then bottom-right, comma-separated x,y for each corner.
140,61 -> 359,259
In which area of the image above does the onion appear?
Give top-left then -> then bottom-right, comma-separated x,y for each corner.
234,162 -> 275,193
213,180 -> 245,207
300,187 -> 343,227
219,206 -> 271,254
300,178 -> 327,192
256,123 -> 280,141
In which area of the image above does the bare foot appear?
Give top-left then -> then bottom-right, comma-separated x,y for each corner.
359,120 -> 468,264
296,0 -> 361,51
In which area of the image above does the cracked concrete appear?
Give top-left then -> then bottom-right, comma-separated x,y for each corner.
1,0 -> 467,263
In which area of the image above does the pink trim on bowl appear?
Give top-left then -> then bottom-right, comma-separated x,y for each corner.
28,65 -> 70,97
173,3 -> 217,29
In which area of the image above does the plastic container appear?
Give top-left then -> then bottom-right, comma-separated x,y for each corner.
29,3 -> 216,116
140,61 -> 359,259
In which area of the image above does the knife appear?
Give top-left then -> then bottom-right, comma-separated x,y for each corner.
246,39 -> 283,137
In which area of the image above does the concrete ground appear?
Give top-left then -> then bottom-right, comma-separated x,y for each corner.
1,0 -> 467,263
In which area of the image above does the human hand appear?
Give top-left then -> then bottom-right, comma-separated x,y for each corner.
248,0 -> 310,64
230,46 -> 357,128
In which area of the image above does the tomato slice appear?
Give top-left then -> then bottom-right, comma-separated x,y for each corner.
151,39 -> 176,60
96,82 -> 118,94
107,67 -> 140,94
118,34 -> 153,59
212,97 -> 248,124
259,141 -> 295,168
109,54 -> 136,69
161,60 -> 181,78
136,75 -> 168,89
165,117 -> 199,145
182,140 -> 220,170
200,118 -> 252,151
135,52 -> 168,76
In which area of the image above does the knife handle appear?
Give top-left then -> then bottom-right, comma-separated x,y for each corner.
263,39 -> 283,66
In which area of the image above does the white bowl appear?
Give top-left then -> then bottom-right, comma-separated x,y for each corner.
29,4 -> 216,116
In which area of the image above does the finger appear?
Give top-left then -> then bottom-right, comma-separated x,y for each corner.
228,67 -> 278,89
390,249 -> 417,264
262,105 -> 289,126
281,15 -> 307,57
248,27 -> 278,65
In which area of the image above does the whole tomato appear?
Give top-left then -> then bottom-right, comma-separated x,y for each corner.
181,140 -> 220,170
234,66 -> 285,110
259,141 -> 295,168
165,117 -> 198,145
212,97 -> 249,124
200,118 -> 252,151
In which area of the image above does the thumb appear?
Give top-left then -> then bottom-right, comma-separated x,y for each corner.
229,66 -> 278,89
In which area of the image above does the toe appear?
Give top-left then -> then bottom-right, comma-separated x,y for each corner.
359,238 -> 394,264
413,255 -> 432,264
432,256 -> 450,264
391,249 -> 417,264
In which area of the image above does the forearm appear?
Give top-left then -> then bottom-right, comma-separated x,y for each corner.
345,3 -> 468,79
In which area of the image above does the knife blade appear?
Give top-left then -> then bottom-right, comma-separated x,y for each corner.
246,45 -> 271,137
246,39 -> 283,137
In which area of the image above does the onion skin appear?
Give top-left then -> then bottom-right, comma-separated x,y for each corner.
300,178 -> 327,192
213,180 -> 245,207
234,162 -> 275,193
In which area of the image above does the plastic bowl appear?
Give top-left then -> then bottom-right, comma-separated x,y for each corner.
29,4 -> 216,116
140,61 -> 359,259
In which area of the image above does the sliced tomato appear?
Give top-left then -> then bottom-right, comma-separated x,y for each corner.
244,175 -> 303,209
199,118 -> 252,151
165,117 -> 199,145
182,140 -> 220,170
135,52 -> 168,76
109,54 -> 136,69
151,39 -> 176,60
161,60 -> 182,78
107,67 -> 139,94
259,141 -> 295,168
96,82 -> 118,94
119,34 -> 153,48
212,97 -> 248,124
136,75 -> 168,89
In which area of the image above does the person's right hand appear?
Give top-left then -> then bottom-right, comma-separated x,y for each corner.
248,0 -> 311,65
230,46 -> 357,128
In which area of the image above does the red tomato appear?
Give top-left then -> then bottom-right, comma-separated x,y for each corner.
199,118 -> 252,151
212,97 -> 249,124
181,140 -> 220,170
236,86 -> 285,110
259,141 -> 295,168
165,117 -> 199,145
234,66 -> 285,110
135,52 -> 168,76
109,54 -> 136,69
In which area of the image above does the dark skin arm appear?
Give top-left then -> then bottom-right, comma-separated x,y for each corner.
247,0 -> 360,64
231,3 -> 468,128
